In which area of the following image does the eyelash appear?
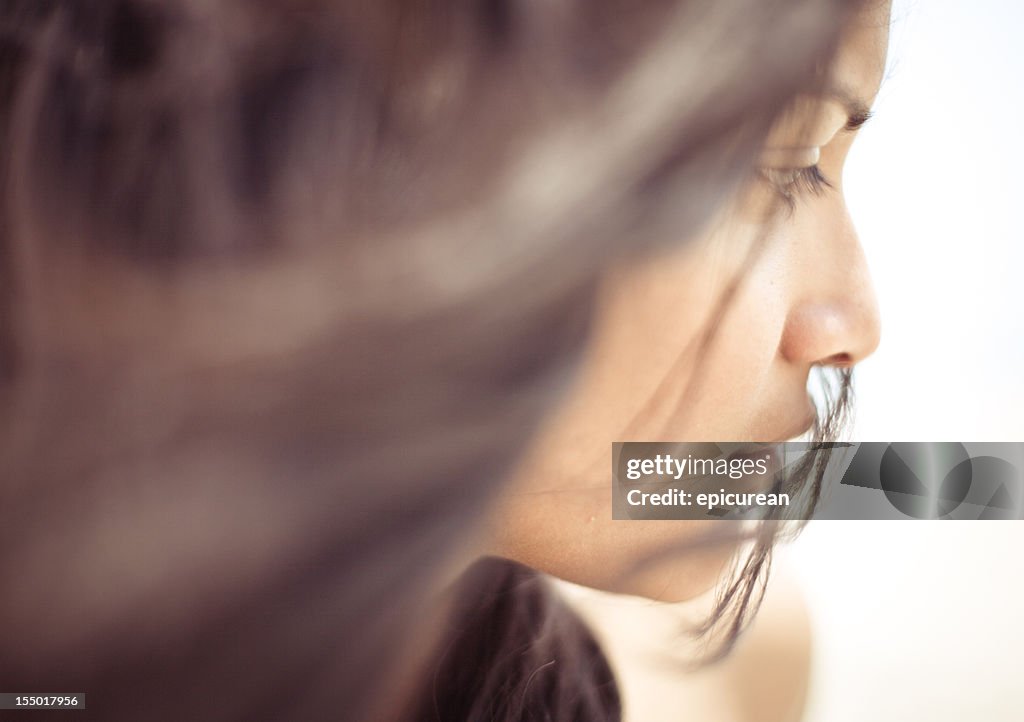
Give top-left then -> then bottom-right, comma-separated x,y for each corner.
759,165 -> 834,207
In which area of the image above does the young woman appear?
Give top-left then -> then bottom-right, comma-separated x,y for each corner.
493,0 -> 889,607
0,1 -> 887,720
430,4 -> 890,719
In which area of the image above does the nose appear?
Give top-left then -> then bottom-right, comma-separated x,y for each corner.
779,203 -> 881,368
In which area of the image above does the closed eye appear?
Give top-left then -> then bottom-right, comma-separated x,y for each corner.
759,165 -> 834,208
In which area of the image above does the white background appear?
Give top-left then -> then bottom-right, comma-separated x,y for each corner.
790,1 -> 1024,720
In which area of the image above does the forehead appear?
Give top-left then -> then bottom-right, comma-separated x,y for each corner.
831,0 -> 892,104
764,2 -> 891,149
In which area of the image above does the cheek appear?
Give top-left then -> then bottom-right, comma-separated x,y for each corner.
681,245 -> 792,430
488,225 -> 789,601
592,225 -> 774,425
606,222 -> 791,441
587,251 -> 726,421
512,243 -> 732,472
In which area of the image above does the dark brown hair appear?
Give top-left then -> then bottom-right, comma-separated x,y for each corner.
0,1 -> 860,720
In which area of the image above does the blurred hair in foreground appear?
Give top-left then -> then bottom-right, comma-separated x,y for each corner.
0,1 -> 862,720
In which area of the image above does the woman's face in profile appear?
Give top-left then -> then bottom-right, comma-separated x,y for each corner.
491,1 -> 891,601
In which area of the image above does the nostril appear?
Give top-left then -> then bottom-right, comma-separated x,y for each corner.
820,352 -> 854,368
